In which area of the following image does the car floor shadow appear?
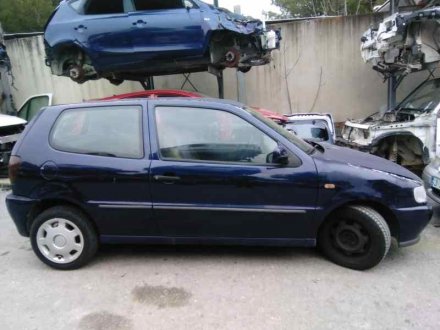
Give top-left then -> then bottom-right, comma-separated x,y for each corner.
92,244 -> 320,265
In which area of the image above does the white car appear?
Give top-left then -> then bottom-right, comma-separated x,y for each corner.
0,114 -> 26,171
0,94 -> 52,172
285,113 -> 336,144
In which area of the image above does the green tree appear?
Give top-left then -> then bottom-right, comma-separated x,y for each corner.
271,0 -> 386,18
0,0 -> 57,33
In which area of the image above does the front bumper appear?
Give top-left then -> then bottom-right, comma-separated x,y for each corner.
5,194 -> 38,237
394,205 -> 432,247
421,167 -> 440,226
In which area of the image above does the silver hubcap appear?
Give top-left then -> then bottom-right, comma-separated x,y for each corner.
36,218 -> 84,264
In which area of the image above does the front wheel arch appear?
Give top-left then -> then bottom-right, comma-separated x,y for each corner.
319,200 -> 399,241
318,204 -> 392,270
371,134 -> 428,166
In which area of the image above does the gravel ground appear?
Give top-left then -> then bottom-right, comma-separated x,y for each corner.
0,190 -> 439,330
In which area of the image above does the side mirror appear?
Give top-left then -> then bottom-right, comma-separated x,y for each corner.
184,0 -> 193,10
267,146 -> 289,166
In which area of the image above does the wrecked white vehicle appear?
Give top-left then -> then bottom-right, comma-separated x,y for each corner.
285,113 -> 337,144
341,78 -> 440,168
0,114 -> 26,171
361,2 -> 440,75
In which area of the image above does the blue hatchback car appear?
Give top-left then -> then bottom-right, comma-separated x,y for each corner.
6,99 -> 432,270
44,0 -> 280,84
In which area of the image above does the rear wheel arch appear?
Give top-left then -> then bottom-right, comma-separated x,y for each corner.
27,199 -> 98,236
50,43 -> 94,79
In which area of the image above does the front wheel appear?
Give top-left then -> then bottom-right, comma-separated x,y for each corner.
318,205 -> 391,270
30,206 -> 98,270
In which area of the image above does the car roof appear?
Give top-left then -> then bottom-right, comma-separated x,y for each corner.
48,97 -> 247,112
97,89 -> 203,101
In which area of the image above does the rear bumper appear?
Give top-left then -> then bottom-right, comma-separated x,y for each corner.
394,205 -> 432,247
5,194 -> 38,237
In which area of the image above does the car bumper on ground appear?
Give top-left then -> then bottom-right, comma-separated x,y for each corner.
5,194 -> 37,237
394,205 -> 433,247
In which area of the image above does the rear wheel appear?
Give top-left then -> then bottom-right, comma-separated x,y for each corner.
318,205 -> 391,270
30,206 -> 98,270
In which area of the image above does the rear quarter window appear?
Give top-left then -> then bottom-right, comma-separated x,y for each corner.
50,106 -> 143,159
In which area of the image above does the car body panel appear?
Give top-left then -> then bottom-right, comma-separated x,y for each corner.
17,93 -> 53,121
147,99 -> 319,239
0,114 -> 27,127
286,113 -> 336,144
361,4 -> 440,75
0,114 -> 27,171
422,157 -> 440,226
5,99 -> 431,249
340,78 -> 440,167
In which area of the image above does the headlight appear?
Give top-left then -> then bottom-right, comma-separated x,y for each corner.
414,186 -> 427,204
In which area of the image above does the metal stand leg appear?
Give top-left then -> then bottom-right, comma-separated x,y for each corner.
208,66 -> 225,99
180,73 -> 199,91
140,77 -> 155,90
217,71 -> 224,99
387,74 -> 397,110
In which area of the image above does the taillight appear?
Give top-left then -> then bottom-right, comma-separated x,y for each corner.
8,156 -> 21,184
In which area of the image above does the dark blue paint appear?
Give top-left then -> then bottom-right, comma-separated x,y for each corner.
6,98 -> 432,248
44,0 -> 269,77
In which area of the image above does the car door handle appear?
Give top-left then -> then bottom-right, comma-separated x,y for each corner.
132,20 -> 147,26
153,175 -> 181,184
74,25 -> 87,31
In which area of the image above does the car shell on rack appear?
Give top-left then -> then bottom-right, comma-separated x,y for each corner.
44,0 -> 281,84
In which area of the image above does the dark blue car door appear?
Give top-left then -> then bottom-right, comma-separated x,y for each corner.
74,0 -> 134,70
128,0 -> 205,60
43,102 -> 157,238
147,101 -> 319,243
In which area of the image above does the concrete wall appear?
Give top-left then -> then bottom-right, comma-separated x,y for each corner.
4,15 -> 436,121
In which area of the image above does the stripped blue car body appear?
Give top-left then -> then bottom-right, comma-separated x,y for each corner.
44,0 -> 281,84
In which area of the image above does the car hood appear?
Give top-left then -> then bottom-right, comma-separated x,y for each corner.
345,112 -> 384,128
0,114 -> 27,128
313,143 -> 421,181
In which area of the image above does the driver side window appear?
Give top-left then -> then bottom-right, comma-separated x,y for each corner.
155,107 -> 279,165
133,0 -> 185,11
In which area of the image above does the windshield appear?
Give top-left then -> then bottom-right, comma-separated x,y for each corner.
244,107 -> 314,154
398,79 -> 440,113
285,120 -> 330,142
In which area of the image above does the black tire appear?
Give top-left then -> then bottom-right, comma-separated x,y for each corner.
318,205 -> 391,270
30,206 -> 98,270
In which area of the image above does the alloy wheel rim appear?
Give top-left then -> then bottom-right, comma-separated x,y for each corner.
36,218 -> 84,264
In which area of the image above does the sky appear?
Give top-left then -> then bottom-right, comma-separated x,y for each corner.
202,0 -> 281,19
